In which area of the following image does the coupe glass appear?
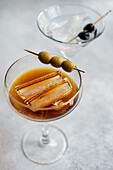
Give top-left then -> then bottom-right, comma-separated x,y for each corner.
37,4 -> 105,58
4,54 -> 82,164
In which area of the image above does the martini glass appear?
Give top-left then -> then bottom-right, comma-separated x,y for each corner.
4,54 -> 82,164
37,4 -> 105,58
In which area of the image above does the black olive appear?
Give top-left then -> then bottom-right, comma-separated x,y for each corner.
83,23 -> 95,33
78,32 -> 90,40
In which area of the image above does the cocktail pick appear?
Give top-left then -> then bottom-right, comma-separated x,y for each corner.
68,10 -> 112,43
24,49 -> 39,56
24,49 -> 85,73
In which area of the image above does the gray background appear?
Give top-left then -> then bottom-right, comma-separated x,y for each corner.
0,0 -> 113,169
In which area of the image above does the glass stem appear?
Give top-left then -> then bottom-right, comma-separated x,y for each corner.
40,124 -> 50,145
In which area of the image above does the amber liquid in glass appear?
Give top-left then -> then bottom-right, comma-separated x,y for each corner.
10,68 -> 78,120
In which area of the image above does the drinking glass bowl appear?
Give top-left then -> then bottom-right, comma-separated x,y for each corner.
37,4 -> 105,57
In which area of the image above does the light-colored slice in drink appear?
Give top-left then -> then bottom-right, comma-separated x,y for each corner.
28,78 -> 72,112
15,71 -> 62,100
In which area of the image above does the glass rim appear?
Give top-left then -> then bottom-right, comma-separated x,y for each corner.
37,4 -> 105,45
4,54 -> 82,111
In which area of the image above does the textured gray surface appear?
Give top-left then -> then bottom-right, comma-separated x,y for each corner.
0,0 -> 113,169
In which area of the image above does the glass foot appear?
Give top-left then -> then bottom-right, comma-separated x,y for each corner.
22,125 -> 68,164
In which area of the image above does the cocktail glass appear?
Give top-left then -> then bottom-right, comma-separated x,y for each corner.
37,4 -> 105,58
4,54 -> 82,164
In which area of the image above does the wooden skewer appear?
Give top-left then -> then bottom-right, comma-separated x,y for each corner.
24,49 -> 85,73
67,10 -> 112,43
74,67 -> 85,73
68,35 -> 79,43
24,49 -> 39,56
93,10 -> 112,25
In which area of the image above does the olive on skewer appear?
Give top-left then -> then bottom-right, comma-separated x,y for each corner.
50,56 -> 64,68
38,51 -> 52,64
83,23 -> 95,33
68,10 -> 112,43
24,49 -> 85,73
78,32 -> 90,40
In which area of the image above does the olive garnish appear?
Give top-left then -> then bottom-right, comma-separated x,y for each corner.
24,49 -> 85,73
83,23 -> 95,33
62,60 -> 75,72
68,10 -> 111,42
50,56 -> 64,68
39,51 -> 52,64
78,32 -> 90,40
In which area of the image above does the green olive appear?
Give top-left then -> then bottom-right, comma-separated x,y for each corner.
38,51 -> 52,64
50,56 -> 64,68
62,60 -> 75,72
